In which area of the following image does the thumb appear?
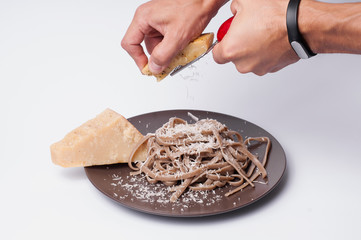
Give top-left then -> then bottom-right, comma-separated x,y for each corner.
148,33 -> 185,74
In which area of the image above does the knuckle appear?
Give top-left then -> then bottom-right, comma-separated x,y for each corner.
254,70 -> 267,76
234,60 -> 270,76
252,65 -> 269,76
221,45 -> 237,62
120,38 -> 129,50
235,65 -> 250,74
134,3 -> 147,16
230,1 -> 238,14
121,40 -> 136,55
213,44 -> 238,64
235,62 -> 253,74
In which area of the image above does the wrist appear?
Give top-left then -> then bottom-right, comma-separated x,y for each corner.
286,0 -> 316,58
298,0 -> 328,54
298,0 -> 361,54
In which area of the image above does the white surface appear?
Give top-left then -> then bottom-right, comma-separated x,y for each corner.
1,0 -> 360,239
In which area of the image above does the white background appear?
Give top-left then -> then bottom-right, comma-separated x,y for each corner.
1,0 -> 360,239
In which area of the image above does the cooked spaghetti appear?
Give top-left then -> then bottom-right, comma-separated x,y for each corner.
128,117 -> 271,202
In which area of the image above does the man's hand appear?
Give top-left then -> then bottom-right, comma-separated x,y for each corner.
213,0 -> 299,76
121,0 -> 227,74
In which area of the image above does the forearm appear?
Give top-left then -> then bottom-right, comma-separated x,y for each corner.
299,0 -> 361,54
206,0 -> 230,10
200,0 -> 230,19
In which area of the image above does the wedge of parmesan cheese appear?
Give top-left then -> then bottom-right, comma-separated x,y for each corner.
50,108 -> 147,168
142,33 -> 214,81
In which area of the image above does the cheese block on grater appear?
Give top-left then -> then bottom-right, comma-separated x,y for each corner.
142,33 -> 214,81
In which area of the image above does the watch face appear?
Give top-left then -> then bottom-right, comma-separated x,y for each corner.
291,41 -> 309,59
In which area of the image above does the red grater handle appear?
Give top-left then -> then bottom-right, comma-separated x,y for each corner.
217,16 -> 234,42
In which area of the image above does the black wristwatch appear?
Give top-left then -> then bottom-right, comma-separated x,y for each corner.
286,0 -> 316,59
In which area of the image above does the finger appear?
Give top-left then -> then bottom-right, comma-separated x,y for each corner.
121,23 -> 148,70
212,12 -> 242,64
212,24 -> 242,65
233,59 -> 253,74
230,0 -> 241,15
148,32 -> 186,74
253,69 -> 268,76
144,36 -> 163,55
212,41 -> 231,64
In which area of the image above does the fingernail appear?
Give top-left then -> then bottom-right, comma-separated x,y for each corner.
149,60 -> 162,74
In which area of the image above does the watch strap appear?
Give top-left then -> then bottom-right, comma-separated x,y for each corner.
286,0 -> 316,59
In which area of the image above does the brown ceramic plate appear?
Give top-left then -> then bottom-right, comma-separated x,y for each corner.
85,110 -> 286,217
